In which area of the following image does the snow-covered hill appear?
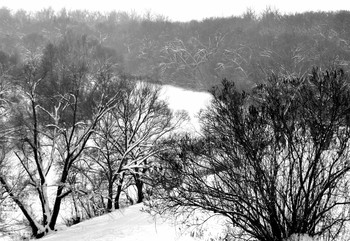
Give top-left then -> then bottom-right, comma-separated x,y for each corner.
40,204 -> 187,241
38,204 -> 226,241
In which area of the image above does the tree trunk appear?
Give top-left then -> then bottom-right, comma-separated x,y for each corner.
107,181 -> 114,212
0,177 -> 45,238
114,183 -> 122,209
114,173 -> 125,209
49,190 -> 63,230
49,168 -> 70,231
135,177 -> 144,203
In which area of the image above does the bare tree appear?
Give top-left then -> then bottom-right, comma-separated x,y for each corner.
75,80 -> 186,212
160,35 -> 224,89
0,34 -> 120,238
149,68 -> 350,241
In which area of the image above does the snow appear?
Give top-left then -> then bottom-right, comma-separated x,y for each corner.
0,236 -> 13,241
160,85 -> 211,133
38,204 -> 223,241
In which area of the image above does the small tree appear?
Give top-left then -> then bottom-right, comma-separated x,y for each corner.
149,68 -> 350,241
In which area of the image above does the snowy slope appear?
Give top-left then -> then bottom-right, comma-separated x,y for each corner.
39,204 -> 224,241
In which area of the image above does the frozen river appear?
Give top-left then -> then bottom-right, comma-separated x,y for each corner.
160,85 -> 212,133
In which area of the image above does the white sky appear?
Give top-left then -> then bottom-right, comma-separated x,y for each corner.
1,0 -> 350,22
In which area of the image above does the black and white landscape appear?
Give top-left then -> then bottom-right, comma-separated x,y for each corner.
1,1 -> 350,240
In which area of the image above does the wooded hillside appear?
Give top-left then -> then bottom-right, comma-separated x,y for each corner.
1,8 -> 350,90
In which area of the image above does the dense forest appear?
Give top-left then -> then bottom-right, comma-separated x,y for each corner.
1,7 -> 350,90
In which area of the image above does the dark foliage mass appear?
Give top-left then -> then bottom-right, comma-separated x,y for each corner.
0,8 -> 350,90
149,68 -> 350,241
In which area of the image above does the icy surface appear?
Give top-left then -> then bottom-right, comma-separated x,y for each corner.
160,85 -> 211,133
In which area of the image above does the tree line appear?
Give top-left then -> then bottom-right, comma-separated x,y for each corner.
0,8 -> 350,90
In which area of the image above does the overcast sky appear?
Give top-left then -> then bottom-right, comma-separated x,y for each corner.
1,0 -> 350,21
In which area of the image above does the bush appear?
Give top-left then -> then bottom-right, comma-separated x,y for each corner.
148,68 -> 350,241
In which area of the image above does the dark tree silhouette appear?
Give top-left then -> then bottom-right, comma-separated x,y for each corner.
149,68 -> 350,241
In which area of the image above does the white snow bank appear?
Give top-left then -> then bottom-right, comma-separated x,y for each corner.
39,204 -> 224,241
0,235 -> 13,241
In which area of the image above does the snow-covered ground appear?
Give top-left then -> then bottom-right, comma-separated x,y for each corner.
38,203 -> 227,241
33,203 -> 314,241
